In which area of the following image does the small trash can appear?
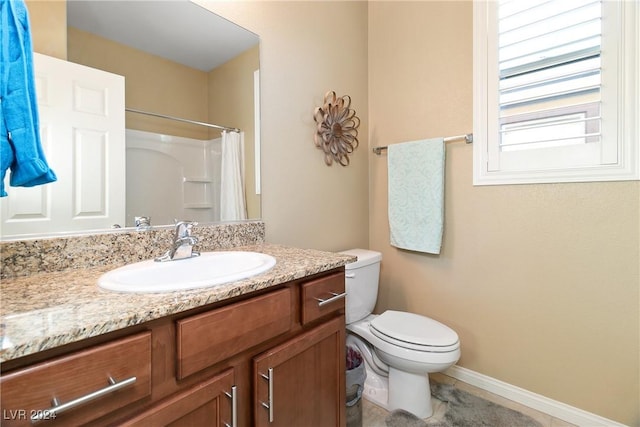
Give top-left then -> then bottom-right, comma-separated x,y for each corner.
346,346 -> 366,427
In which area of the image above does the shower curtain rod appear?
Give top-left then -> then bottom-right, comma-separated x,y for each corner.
372,133 -> 473,154
125,108 -> 240,133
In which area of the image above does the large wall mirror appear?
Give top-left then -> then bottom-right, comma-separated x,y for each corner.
1,0 -> 260,240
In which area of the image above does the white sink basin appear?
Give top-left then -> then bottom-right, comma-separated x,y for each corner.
98,251 -> 276,293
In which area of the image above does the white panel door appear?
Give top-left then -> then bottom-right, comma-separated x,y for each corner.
1,53 -> 125,239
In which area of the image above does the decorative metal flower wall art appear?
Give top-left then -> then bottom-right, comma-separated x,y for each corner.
313,91 -> 360,166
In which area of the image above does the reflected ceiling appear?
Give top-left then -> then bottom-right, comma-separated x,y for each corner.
67,0 -> 258,72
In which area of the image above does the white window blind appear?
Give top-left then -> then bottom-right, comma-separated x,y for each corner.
498,0 -> 602,153
473,0 -> 639,185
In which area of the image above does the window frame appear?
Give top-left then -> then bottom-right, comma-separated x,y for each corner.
473,0 -> 639,185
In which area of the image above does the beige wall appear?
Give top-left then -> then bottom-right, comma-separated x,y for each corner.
26,1 -> 66,60
368,2 -> 639,425
202,1 -> 370,251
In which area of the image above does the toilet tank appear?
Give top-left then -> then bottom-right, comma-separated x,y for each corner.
340,249 -> 382,324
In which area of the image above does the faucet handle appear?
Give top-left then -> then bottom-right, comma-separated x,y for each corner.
174,220 -> 198,238
135,216 -> 151,230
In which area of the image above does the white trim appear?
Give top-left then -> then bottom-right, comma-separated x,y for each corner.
444,365 -> 628,427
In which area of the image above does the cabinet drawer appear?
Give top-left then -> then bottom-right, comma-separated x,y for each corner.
122,368 -> 235,426
177,287 -> 292,379
0,332 -> 151,427
301,271 -> 346,325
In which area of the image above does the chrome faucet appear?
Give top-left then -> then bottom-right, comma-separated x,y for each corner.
155,220 -> 201,262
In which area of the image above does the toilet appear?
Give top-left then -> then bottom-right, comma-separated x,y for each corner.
341,249 -> 460,419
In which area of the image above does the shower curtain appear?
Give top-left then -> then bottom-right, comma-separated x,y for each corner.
220,131 -> 247,221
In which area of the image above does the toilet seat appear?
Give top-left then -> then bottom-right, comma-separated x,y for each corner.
370,311 -> 459,353
348,314 -> 461,370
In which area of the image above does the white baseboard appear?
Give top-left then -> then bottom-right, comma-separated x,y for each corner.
444,365 -> 628,427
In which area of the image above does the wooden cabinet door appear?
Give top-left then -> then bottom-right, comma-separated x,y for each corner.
253,316 -> 345,427
122,368 -> 236,427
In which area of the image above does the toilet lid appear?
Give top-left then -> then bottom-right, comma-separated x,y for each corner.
370,310 -> 459,349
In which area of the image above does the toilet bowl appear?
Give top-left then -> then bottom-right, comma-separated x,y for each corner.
347,313 -> 460,418
341,249 -> 461,419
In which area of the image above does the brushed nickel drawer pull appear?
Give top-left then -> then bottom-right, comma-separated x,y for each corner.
259,368 -> 274,423
30,376 -> 137,424
315,292 -> 347,307
224,385 -> 238,427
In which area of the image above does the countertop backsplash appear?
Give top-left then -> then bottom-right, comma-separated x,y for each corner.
0,221 -> 266,280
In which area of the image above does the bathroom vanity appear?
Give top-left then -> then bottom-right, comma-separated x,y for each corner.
0,226 -> 354,427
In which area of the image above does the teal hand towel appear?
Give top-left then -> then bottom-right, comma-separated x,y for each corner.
388,138 -> 445,254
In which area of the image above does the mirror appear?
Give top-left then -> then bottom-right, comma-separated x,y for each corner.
1,0 -> 260,240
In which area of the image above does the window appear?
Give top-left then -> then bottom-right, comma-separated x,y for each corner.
473,0 -> 638,185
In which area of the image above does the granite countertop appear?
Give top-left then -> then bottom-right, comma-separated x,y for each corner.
0,243 -> 355,363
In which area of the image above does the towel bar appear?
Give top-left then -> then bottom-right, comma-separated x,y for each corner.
372,133 -> 473,155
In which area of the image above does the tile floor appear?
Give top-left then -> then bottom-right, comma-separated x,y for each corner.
360,373 -> 578,427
